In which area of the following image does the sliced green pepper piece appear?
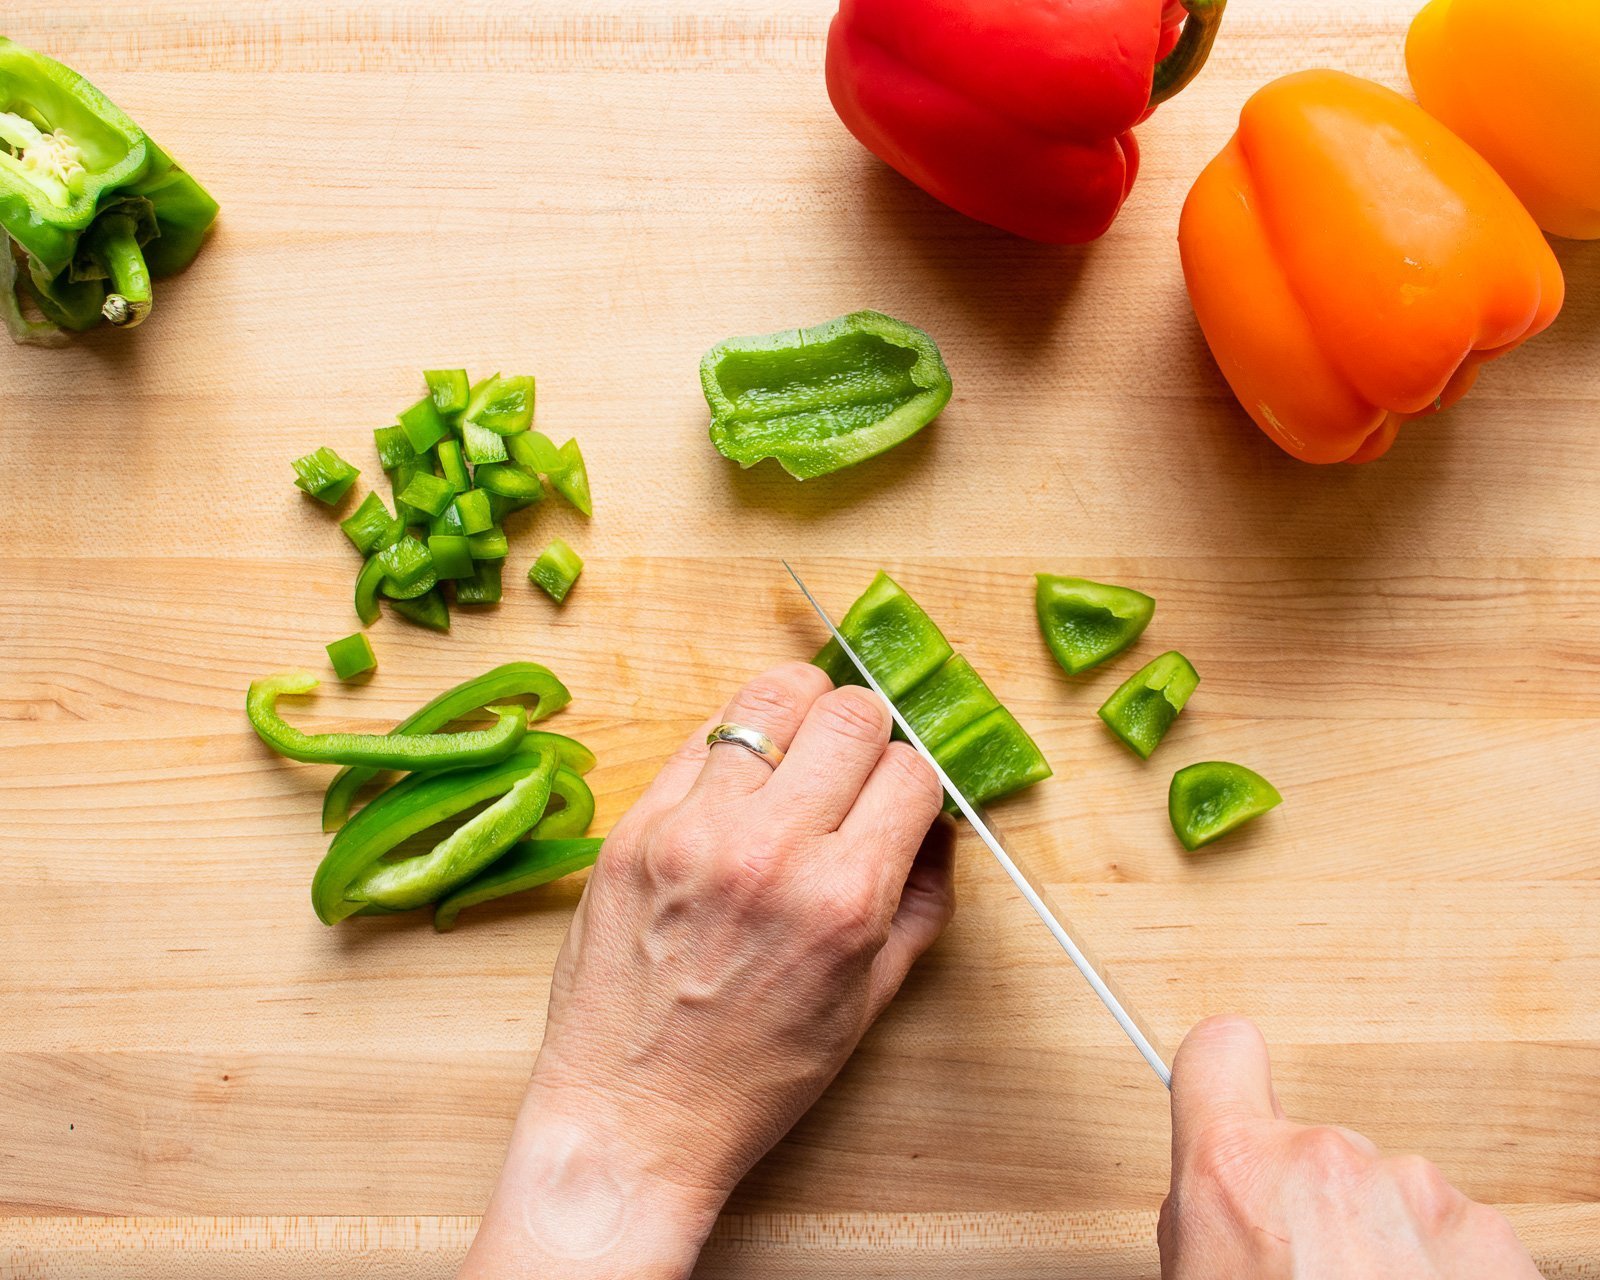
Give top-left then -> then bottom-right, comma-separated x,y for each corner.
462,421 -> 509,465
552,439 -> 592,516
373,424 -> 417,472
474,462 -> 543,501
389,460 -> 425,525
812,571 -> 953,698
487,490 -> 540,523
454,489 -> 494,535
467,527 -> 509,560
1169,761 -> 1282,851
429,502 -> 466,538
291,447 -> 360,505
1036,575 -> 1155,675
702,310 -> 952,480
347,757 -> 557,912
506,429 -> 563,475
425,368 -> 470,419
427,534 -> 474,580
933,706 -> 1052,807
354,553 -> 385,626
377,535 -> 433,589
435,438 -> 470,494
1099,651 -> 1199,760
398,471 -> 456,519
530,538 -> 583,603
434,837 -> 602,932
321,664 -> 574,831
530,767 -> 595,839
455,560 -> 503,605
897,655 -> 1000,751
390,588 -> 449,630
340,491 -> 403,554
465,373 -> 535,435
398,396 -> 449,453
246,673 -> 524,770
326,632 -> 377,680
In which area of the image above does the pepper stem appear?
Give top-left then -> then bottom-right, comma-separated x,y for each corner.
1148,0 -> 1228,109
91,213 -> 153,328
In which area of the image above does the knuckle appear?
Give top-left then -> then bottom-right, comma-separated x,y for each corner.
733,671 -> 813,728
1186,1122 -> 1257,1190
1293,1126 -> 1369,1179
1387,1154 -> 1458,1225
641,814 -> 710,884
814,686 -> 890,744
879,741 -> 942,808
817,882 -> 887,953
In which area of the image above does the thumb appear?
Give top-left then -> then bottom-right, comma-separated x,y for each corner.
1170,1015 -> 1278,1154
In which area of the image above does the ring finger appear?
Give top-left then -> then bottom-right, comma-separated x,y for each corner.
688,661 -> 834,801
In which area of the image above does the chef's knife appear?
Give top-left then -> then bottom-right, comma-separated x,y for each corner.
783,561 -> 1172,1089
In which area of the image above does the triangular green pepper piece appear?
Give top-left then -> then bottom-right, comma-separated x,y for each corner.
1035,575 -> 1155,675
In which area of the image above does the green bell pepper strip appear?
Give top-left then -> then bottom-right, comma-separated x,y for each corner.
354,553 -> 385,625
246,673 -> 526,769
340,491 -> 403,554
812,571 -> 953,698
474,462 -> 543,501
1099,651 -> 1199,760
427,534 -> 474,580
1169,761 -> 1281,851
897,655 -> 999,751
320,663 -> 574,831
506,430 -> 563,475
373,424 -> 417,472
291,447 -> 360,505
1036,576 -> 1155,675
312,744 -> 556,924
346,758 -> 558,912
391,589 -> 449,631
465,373 -> 535,434
530,538 -> 583,603
434,837 -> 603,932
455,560 -> 503,605
454,488 -> 494,535
528,767 -> 595,838
398,471 -> 456,519
702,310 -> 952,480
425,368 -> 469,419
326,632 -> 377,680
933,706 -> 1052,808
552,439 -> 592,516
435,438 -> 470,494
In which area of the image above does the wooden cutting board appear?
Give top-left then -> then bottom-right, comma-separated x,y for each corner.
3,1 -> 1597,1274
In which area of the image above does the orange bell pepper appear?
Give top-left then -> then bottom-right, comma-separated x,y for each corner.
1178,70 -> 1563,464
1408,0 -> 1600,241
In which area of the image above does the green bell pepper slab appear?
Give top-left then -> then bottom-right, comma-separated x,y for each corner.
1036,575 -> 1155,675
813,571 -> 953,698
246,672 -> 525,770
390,589 -> 450,631
0,38 -> 217,341
434,837 -> 603,932
346,757 -> 558,912
321,663 -> 574,831
1098,651 -> 1199,760
934,706 -> 1052,807
291,447 -> 360,505
425,368 -> 470,419
530,538 -> 583,603
1168,761 -> 1281,851
455,560 -> 503,605
326,633 -> 377,681
702,310 -> 952,480
897,655 -> 999,751
340,491 -> 404,554
465,373 -> 535,434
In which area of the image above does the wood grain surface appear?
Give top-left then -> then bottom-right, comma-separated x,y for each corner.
3,0 -> 1597,1274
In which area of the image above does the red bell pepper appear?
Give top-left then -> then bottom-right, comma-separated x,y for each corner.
826,0 -> 1226,244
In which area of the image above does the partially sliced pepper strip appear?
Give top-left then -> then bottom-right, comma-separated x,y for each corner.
1098,651 -> 1199,759
434,837 -> 603,932
897,654 -> 999,751
321,663 -> 573,831
246,673 -> 525,770
813,570 -> 952,698
933,706 -> 1052,808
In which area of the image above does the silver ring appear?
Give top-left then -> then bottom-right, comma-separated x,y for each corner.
706,722 -> 785,769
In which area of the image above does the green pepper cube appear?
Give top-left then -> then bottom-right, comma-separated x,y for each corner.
398,470 -> 456,518
463,421 -> 509,466
1169,761 -> 1282,851
551,438 -> 592,516
378,534 -> 433,589
454,488 -> 495,535
1099,651 -> 1199,760
468,526 -> 509,560
898,655 -> 1001,751
326,632 -> 377,680
1035,575 -> 1155,675
391,588 -> 450,631
425,369 -> 470,419
812,571 -> 952,698
475,462 -> 544,502
292,446 -> 360,505
373,424 -> 418,472
455,560 -> 503,605
429,501 -> 466,538
428,534 -> 475,580
933,706 -> 1052,807
507,429 -> 563,475
436,438 -> 471,493
465,373 -> 535,434
339,491 -> 404,554
398,396 -> 449,453
530,538 -> 584,603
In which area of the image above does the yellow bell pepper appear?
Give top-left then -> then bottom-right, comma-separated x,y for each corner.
1408,0 -> 1600,240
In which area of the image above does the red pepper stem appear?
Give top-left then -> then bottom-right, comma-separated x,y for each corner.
1148,0 -> 1227,109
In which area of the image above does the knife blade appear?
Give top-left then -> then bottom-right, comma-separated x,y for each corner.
783,561 -> 1172,1088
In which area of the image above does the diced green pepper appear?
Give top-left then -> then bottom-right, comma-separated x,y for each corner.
374,424 -> 418,472
487,490 -> 540,523
465,373 -> 535,434
429,502 -> 466,538
1169,761 -> 1282,851
530,538 -> 583,603
398,471 -> 456,518
898,655 -> 1000,751
427,534 -> 474,580
934,706 -> 1052,807
454,560 -> 503,605
389,460 -> 425,525
436,438 -> 470,493
702,310 -> 952,480
425,368 -> 470,419
291,447 -> 360,505
454,488 -> 494,535
507,430 -> 563,475
1099,651 -> 1199,760
434,837 -> 602,932
1036,575 -> 1155,675
467,527 -> 509,561
398,396 -> 449,453
552,438 -> 592,516
378,535 -> 433,589
390,588 -> 449,630
339,491 -> 403,554
326,632 -> 377,680
474,462 -> 543,501
812,571 -> 952,698
462,421 -> 509,465
354,553 -> 385,626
